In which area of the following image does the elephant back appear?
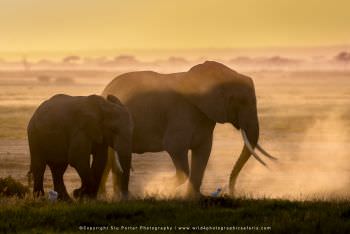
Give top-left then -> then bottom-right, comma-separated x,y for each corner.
177,61 -> 252,124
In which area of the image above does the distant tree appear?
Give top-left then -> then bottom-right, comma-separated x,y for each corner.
54,76 -> 75,85
265,56 -> 300,65
83,56 -> 107,65
334,51 -> 350,62
113,55 -> 139,65
167,56 -> 188,64
62,55 -> 81,64
37,75 -> 51,83
334,51 -> 350,70
230,56 -> 254,64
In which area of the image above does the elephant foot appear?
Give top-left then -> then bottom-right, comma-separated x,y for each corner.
109,191 -> 130,201
98,186 -> 106,196
33,190 -> 45,199
73,187 -> 83,199
73,187 -> 96,199
120,191 -> 130,201
54,190 -> 72,202
185,191 -> 204,200
58,194 -> 73,202
73,188 -> 91,199
184,185 -> 204,200
228,190 -> 236,198
97,192 -> 108,201
120,191 -> 132,201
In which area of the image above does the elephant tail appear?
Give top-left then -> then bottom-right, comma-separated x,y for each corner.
27,169 -> 33,187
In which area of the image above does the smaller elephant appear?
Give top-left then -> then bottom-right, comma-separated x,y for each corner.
27,94 -> 133,200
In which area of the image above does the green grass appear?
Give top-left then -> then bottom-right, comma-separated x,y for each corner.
0,176 -> 29,197
1,197 -> 350,233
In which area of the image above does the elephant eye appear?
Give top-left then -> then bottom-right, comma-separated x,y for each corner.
110,125 -> 119,134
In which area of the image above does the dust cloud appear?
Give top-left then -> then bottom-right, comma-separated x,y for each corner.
134,109 -> 349,200
142,173 -> 188,199
235,109 -> 350,200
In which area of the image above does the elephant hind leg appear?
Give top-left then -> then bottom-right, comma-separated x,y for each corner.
188,136 -> 213,198
32,160 -> 46,197
164,130 -> 190,188
49,163 -> 70,200
28,138 -> 46,197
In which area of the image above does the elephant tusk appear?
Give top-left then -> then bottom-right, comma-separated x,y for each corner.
256,144 -> 278,161
241,130 -> 267,166
114,151 -> 124,173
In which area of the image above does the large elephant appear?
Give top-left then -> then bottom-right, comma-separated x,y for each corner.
27,94 -> 132,200
100,61 -> 275,198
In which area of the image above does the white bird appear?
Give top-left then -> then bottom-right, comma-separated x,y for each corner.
211,187 -> 222,197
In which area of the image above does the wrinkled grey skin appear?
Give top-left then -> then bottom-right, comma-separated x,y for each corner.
100,61 -> 261,198
27,94 -> 132,200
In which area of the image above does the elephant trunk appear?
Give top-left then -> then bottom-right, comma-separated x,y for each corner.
237,105 -> 260,153
228,106 -> 260,195
228,106 -> 277,195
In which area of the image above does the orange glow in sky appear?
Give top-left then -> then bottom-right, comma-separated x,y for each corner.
0,0 -> 349,54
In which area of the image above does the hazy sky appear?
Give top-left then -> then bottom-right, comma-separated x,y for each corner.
1,0 -> 350,53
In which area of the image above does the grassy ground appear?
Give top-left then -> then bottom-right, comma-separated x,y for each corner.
1,197 -> 350,233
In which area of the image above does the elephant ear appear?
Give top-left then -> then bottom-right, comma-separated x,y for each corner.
79,95 -> 106,144
177,61 -> 239,123
82,114 -> 103,144
106,94 -> 123,106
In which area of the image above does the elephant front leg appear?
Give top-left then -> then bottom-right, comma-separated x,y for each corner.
68,135 -> 95,199
117,151 -> 131,200
91,146 -> 108,197
72,161 -> 95,199
113,137 -> 132,200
